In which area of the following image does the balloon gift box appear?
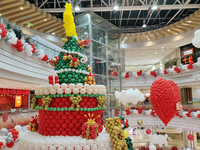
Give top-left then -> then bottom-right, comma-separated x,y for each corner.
29,115 -> 39,132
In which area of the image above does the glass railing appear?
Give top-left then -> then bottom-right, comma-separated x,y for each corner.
124,102 -> 200,111
125,53 -> 200,73
0,15 -> 60,59
0,108 -> 38,130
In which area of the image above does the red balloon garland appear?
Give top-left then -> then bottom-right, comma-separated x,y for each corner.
171,146 -> 178,150
6,141 -> 14,148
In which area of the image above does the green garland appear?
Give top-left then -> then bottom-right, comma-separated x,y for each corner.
125,137 -> 133,150
118,116 -> 129,130
35,106 -> 106,111
36,94 -> 105,98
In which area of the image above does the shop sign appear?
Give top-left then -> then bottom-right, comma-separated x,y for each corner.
15,95 -> 22,107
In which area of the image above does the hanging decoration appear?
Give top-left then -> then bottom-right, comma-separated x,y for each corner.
150,78 -> 180,126
123,57 -> 200,79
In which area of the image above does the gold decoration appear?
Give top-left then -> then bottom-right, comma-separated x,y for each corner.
137,120 -> 143,126
61,38 -> 69,43
41,96 -> 52,110
104,117 -> 128,150
31,97 -> 38,110
167,137 -> 173,143
69,95 -> 82,111
70,57 -> 79,68
96,96 -> 107,108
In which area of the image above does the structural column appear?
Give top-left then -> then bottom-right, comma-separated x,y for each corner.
183,130 -> 197,149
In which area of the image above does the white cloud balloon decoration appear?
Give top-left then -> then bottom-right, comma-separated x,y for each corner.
192,30 -> 200,48
148,134 -> 168,147
115,88 -> 145,105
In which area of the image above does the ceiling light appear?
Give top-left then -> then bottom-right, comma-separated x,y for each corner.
188,20 -> 191,23
168,29 -> 170,31
142,20 -> 147,28
151,1 -> 158,10
141,53 -> 143,55
113,1 -> 119,11
197,87 -> 199,88
20,7 -> 23,10
52,33 -> 55,35
44,19 -> 47,21
155,52 -> 157,54
162,47 -> 164,48
175,33 -> 178,35
0,14 -> 1,16
113,3 -> 119,10
75,5 -> 80,11
27,25 -> 30,27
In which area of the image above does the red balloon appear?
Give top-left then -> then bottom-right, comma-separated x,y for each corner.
171,146 -> 178,150
188,134 -> 194,141
146,129 -> 151,134
17,47 -> 23,52
150,78 -> 180,126
6,141 -> 14,148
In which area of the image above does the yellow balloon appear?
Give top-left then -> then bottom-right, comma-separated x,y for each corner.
124,129 -> 129,139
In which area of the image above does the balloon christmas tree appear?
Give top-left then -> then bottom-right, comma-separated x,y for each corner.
32,3 -> 107,138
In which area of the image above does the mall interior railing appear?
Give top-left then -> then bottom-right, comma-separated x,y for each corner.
125,52 -> 200,73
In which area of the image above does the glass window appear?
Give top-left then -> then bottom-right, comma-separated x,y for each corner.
92,57 -> 107,75
76,25 -> 89,40
92,41 -> 107,59
94,75 -> 107,85
92,25 -> 106,44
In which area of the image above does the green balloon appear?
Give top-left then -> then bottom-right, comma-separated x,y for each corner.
64,79 -> 68,83
68,74 -> 72,78
61,108 -> 64,111
62,75 -> 65,79
74,75 -> 78,79
80,108 -> 83,111
65,107 -> 68,111
88,108 -> 91,111
84,108 -> 87,111
64,94 -> 67,97
60,94 -> 63,97
53,108 -> 57,111
90,108 -> 93,111
68,108 -> 71,111
57,108 -> 61,111
71,79 -> 75,82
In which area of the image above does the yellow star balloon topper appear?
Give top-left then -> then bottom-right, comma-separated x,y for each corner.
63,3 -> 77,37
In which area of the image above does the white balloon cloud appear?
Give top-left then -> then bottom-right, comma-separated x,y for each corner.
192,30 -> 200,48
148,134 -> 168,147
115,88 -> 145,105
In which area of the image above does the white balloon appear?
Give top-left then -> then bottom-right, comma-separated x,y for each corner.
76,146 -> 82,150
149,144 -> 156,150
50,146 -> 56,150
194,30 -> 200,38
39,90 -> 43,95
54,84 -> 60,89
26,51 -> 33,56
65,88 -> 71,94
47,84 -> 53,90
102,89 -> 106,94
14,125 -> 22,132
10,31 -> 17,45
91,144 -> 98,150
84,145 -> 90,150
58,146 -> 64,150
87,139 -> 94,147
44,89 -> 50,95
77,83 -> 83,89
84,84 -> 89,89
98,89 -> 102,94
80,88 -> 86,94
93,89 -> 98,94
57,88 -> 63,94
66,146 -> 73,150
87,89 -> 93,94
69,84 -> 75,89
50,89 -> 56,94
73,88 -> 79,94
175,127 -> 183,133
61,83 -> 68,89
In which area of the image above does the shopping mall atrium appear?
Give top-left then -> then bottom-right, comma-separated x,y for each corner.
0,0 -> 200,149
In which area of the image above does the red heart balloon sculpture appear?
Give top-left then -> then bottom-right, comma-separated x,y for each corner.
150,77 -> 180,126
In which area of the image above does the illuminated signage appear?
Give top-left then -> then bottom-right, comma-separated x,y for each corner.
181,48 -> 194,57
15,95 -> 22,107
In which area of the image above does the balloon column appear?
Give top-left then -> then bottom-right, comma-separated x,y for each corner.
150,77 -> 181,126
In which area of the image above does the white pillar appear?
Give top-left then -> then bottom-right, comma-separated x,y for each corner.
183,131 -> 197,149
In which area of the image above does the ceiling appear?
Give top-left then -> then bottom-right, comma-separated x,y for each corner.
26,0 -> 200,33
